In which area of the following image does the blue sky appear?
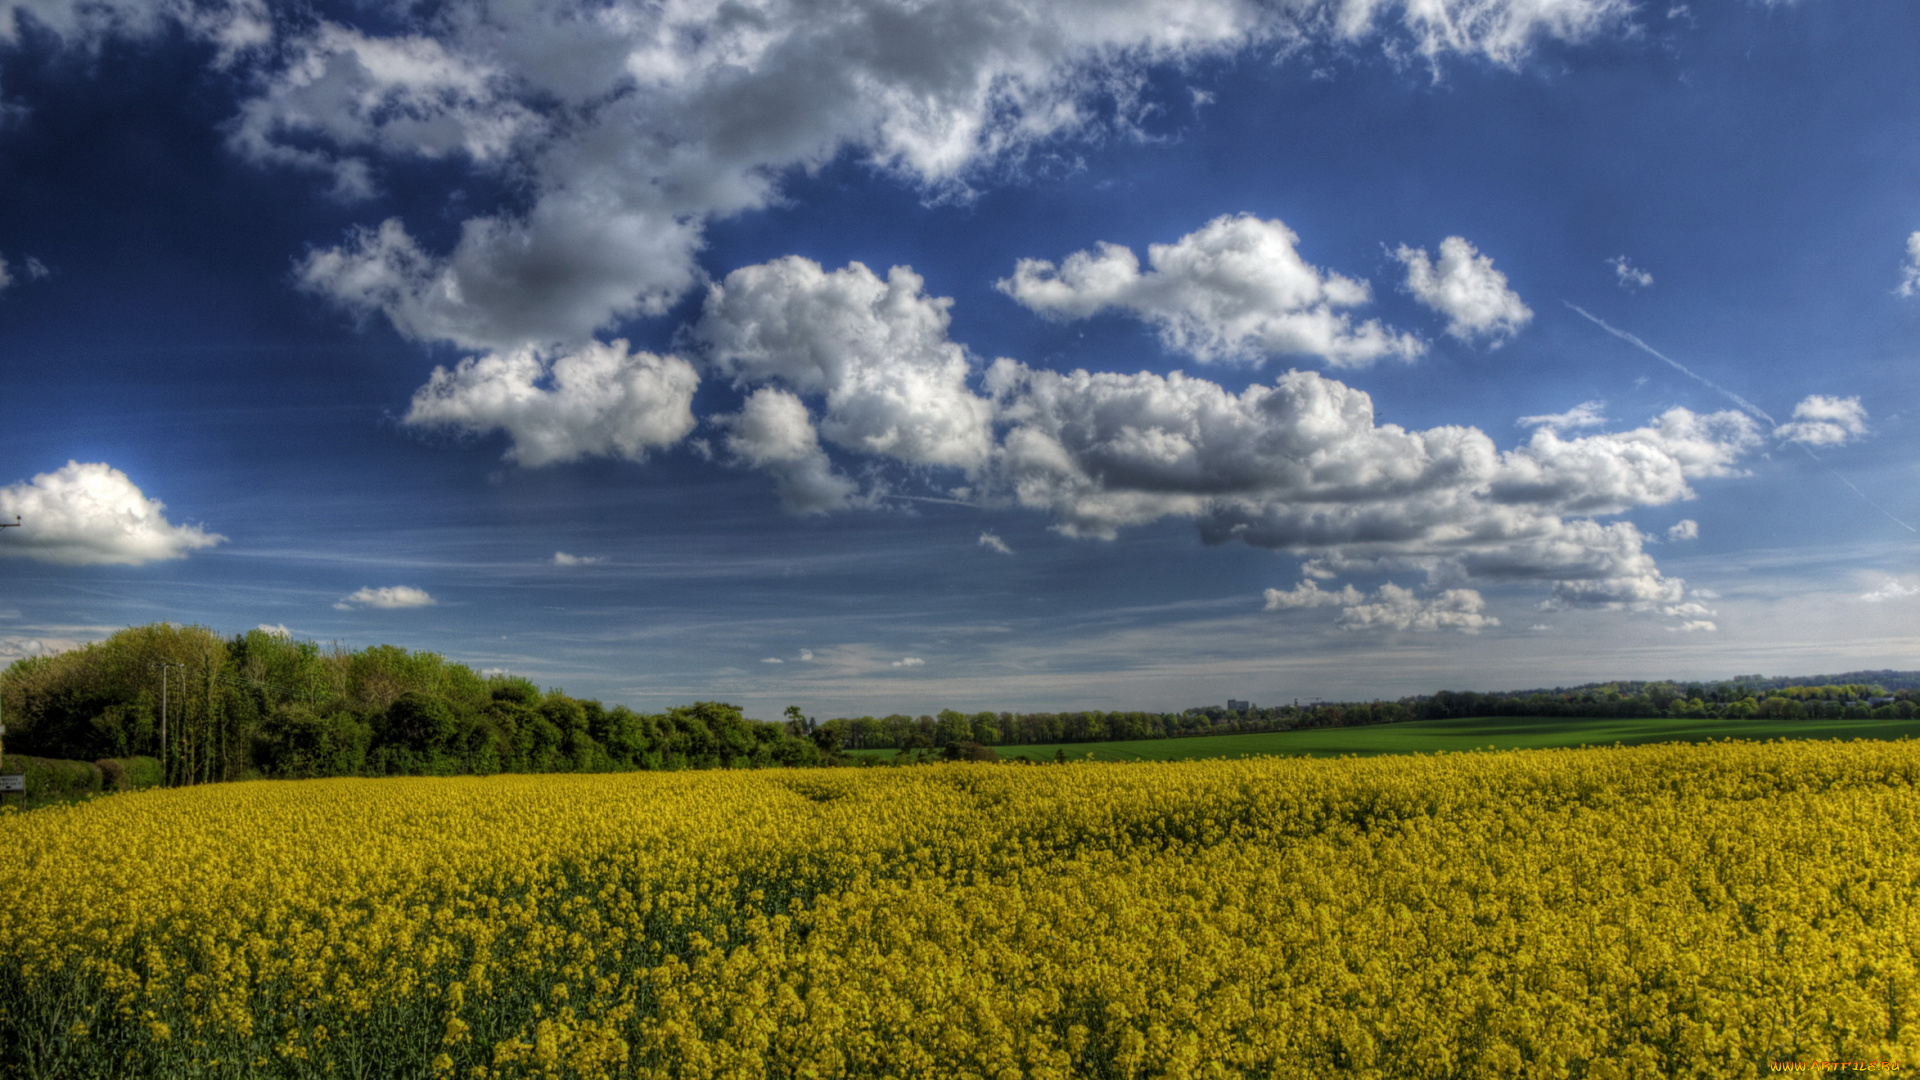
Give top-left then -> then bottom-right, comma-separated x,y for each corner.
0,0 -> 1913,718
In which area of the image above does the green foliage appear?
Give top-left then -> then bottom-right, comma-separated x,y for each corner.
0,624 -> 836,788
847,712 -> 1920,764
95,756 -> 162,791
0,754 -> 102,800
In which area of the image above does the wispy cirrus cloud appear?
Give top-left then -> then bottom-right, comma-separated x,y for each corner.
1607,255 -> 1653,290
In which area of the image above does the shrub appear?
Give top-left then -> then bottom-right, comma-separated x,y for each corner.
0,754 -> 103,801
95,756 -> 162,791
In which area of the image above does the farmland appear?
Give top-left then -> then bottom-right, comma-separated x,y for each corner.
850,712 -> 1920,762
4,740 -> 1917,1078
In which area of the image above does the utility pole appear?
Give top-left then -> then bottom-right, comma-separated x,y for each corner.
152,662 -> 186,786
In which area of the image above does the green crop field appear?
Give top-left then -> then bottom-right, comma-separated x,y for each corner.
847,712 -> 1920,763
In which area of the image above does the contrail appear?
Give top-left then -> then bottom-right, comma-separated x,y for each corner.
1821,465 -> 1917,534
1563,303 -> 1775,423
1566,302 -> 1916,534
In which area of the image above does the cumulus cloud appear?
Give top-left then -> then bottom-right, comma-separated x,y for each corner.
0,461 -> 224,565
998,215 -> 1423,366
552,551 -> 604,566
403,340 -> 698,466
1607,255 -> 1653,290
891,656 -> 926,668
1666,519 -> 1698,541
986,353 -> 1758,613
1900,232 -> 1920,298
0,635 -> 85,659
1396,236 -> 1532,344
799,649 -> 815,661
570,245 -> 1775,617
1266,579 -> 1496,632
229,24 -> 541,201
1263,579 -> 1364,609
1861,579 -> 1918,603
217,0 -> 1628,353
1517,400 -> 1605,433
1773,394 -> 1867,447
760,657 -> 785,664
720,388 -> 861,515
335,585 -> 436,610
978,531 -> 1014,555
697,258 -> 994,470
255,623 -> 291,637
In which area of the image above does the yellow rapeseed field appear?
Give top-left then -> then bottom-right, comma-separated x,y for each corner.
1,741 -> 1916,1078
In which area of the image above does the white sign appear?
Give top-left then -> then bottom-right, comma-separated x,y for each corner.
0,775 -> 23,792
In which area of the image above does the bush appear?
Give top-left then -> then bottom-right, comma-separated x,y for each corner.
95,756 -> 162,791
0,754 -> 104,801
942,741 -> 998,763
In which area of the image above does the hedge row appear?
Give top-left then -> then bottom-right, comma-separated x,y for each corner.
0,754 -> 162,804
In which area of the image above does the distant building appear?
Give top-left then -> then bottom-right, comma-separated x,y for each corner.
1227,699 -> 1252,712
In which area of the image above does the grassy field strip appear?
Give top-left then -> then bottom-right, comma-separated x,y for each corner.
848,713 -> 1920,762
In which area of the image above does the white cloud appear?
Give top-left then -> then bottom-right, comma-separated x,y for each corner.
1396,236 -> 1532,344
697,258 -> 995,470
799,649 -> 815,661
760,657 -> 785,664
891,656 -> 926,668
1263,580 -> 1363,609
0,0 -> 271,59
552,551 -> 604,566
1337,584 -> 1498,633
1773,394 -> 1867,447
228,24 -> 540,200
1607,255 -> 1653,290
1667,620 -> 1716,633
978,532 -> 1014,555
1266,580 -> 1497,633
335,585 -> 436,610
0,461 -> 224,565
1666,519 -> 1698,541
0,635 -> 85,659
1527,623 -> 1551,631
0,253 -> 50,290
998,215 -> 1423,367
721,388 -> 861,515
254,623 -> 291,637
224,0 -> 1629,353
987,353 -> 1759,613
1861,579 -> 1918,603
403,340 -> 698,466
1489,408 -> 1760,515
1517,400 -> 1605,433
1899,232 -> 1920,298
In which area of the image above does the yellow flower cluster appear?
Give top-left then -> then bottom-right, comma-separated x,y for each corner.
2,741 -> 1916,1078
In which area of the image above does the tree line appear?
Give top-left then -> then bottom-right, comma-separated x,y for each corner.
7,624 -> 1914,779
0,624 -> 840,783
812,677 -> 1918,752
